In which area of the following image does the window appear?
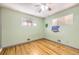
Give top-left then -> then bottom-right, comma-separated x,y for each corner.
21,18 -> 37,27
52,14 -> 73,25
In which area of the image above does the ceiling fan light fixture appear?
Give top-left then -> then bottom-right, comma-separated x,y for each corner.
40,4 -> 48,11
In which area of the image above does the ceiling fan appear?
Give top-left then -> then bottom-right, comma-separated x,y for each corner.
34,3 -> 52,13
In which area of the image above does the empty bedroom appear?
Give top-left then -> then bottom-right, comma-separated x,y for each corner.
0,3 -> 79,55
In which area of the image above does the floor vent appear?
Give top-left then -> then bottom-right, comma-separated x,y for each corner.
57,40 -> 61,43
27,38 -> 30,41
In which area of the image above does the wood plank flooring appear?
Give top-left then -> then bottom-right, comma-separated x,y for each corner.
0,39 -> 79,55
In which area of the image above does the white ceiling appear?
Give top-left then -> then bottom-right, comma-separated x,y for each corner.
0,3 -> 78,18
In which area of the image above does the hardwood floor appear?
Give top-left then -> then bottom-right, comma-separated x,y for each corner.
0,39 -> 79,55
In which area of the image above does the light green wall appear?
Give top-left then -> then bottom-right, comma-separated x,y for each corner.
0,8 -> 2,48
44,5 -> 79,48
1,7 -> 44,48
